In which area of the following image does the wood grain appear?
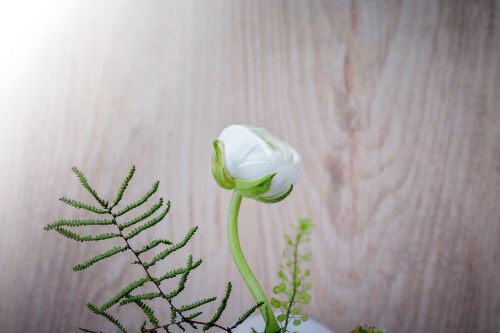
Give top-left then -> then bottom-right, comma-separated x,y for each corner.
0,1 -> 499,332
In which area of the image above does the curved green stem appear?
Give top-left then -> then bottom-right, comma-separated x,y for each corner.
227,191 -> 280,333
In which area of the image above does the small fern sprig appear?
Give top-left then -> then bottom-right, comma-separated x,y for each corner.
271,218 -> 314,332
45,166 -> 263,333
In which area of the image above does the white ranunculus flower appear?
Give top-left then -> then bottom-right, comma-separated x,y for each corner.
212,124 -> 300,202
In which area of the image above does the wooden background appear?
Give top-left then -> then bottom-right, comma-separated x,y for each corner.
0,1 -> 499,332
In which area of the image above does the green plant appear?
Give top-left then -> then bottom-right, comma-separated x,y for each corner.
349,326 -> 385,333
270,218 -> 314,333
212,125 -> 301,333
44,166 -> 263,333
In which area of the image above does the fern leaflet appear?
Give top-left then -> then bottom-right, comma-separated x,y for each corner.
112,165 -> 135,208
145,227 -> 198,268
118,198 -> 164,230
86,303 -> 127,333
135,239 -> 173,255
124,205 -> 171,240
60,197 -> 108,214
120,293 -> 162,305
44,219 -> 114,230
54,227 -> 119,242
179,297 -> 217,312
100,276 -> 151,311
115,181 -> 159,217
154,258 -> 202,284
230,301 -> 265,329
134,300 -> 159,328
203,282 -> 232,331
73,246 -> 128,271
71,166 -> 109,208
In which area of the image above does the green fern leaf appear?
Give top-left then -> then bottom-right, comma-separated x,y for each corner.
124,205 -> 171,240
73,246 -> 128,271
154,258 -> 202,284
120,292 -> 162,305
100,277 -> 150,311
203,282 -> 232,331
165,256 -> 193,300
179,297 -> 217,312
134,300 -> 159,328
273,218 -> 314,332
86,303 -> 127,333
71,167 -> 108,208
145,227 -> 198,268
44,219 -> 114,230
118,198 -> 164,230
186,311 -> 203,320
115,181 -> 159,217
60,197 -> 108,214
135,239 -> 173,255
230,301 -> 265,329
112,166 -> 135,208
54,227 -> 120,242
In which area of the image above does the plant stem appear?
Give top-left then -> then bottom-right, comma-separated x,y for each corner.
283,232 -> 301,332
227,191 -> 280,333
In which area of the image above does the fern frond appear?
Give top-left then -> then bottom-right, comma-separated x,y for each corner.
154,258 -> 202,284
120,292 -> 162,305
179,297 -> 217,312
273,218 -> 314,331
124,205 -> 171,240
115,181 -> 159,217
112,166 -> 135,208
60,197 -> 108,214
145,227 -> 198,268
54,227 -> 119,242
73,246 -> 128,271
165,255 -> 193,300
86,303 -> 127,333
135,239 -> 173,255
230,301 -> 264,329
203,282 -> 232,331
100,277 -> 150,311
118,198 -> 164,230
134,300 -> 159,328
44,219 -> 114,230
71,167 -> 109,208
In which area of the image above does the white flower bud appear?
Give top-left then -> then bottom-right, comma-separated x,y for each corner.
212,124 -> 300,202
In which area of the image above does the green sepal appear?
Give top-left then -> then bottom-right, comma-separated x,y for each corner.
211,140 -> 235,190
255,184 -> 293,204
234,173 -> 276,198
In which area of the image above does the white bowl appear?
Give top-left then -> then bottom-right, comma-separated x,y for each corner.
233,314 -> 334,333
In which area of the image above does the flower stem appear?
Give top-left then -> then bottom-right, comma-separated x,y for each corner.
227,191 -> 281,333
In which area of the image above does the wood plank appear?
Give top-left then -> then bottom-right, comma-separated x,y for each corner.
0,1 -> 498,332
